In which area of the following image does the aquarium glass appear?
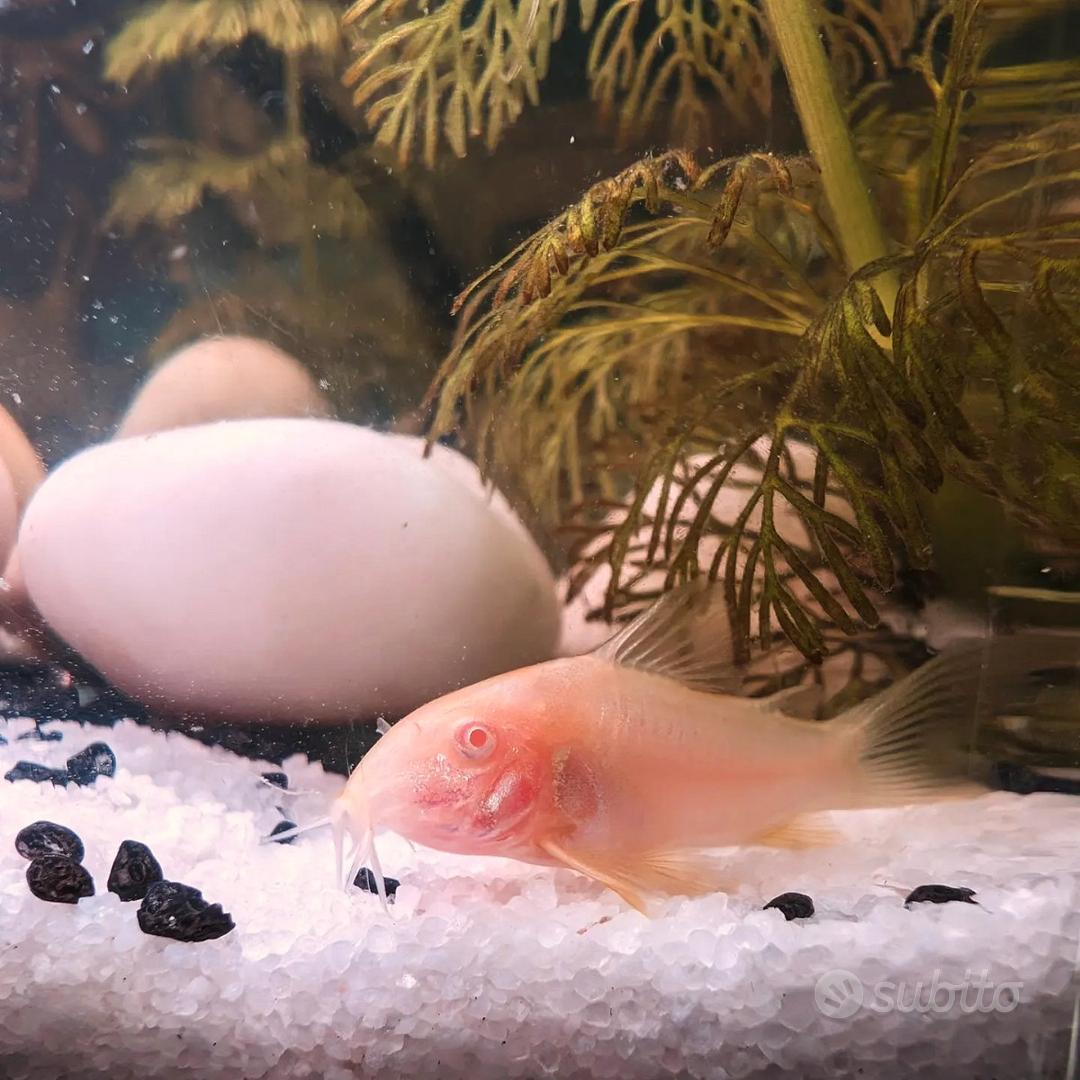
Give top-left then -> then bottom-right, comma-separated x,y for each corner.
2,1 -> 1080,1077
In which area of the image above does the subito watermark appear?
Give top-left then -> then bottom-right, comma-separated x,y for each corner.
814,968 -> 1022,1020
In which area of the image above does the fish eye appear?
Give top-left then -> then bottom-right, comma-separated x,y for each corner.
456,722 -> 496,760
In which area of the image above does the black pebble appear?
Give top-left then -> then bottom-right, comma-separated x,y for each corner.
26,855 -> 95,904
4,761 -> 69,785
65,742 -> 117,786
354,867 -> 400,899
270,821 -> 297,844
16,726 -> 63,742
15,821 -> 84,862
107,840 -> 164,902
261,771 -> 288,790
137,881 -> 235,942
904,884 -> 978,907
763,891 -> 815,920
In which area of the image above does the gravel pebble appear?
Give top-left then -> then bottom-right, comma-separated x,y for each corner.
270,820 -> 297,844
137,881 -> 235,942
107,840 -> 164,902
15,821 -> 84,862
65,741 -> 117,786
354,867 -> 400,899
763,891 -> 815,920
5,761 -> 69,785
26,856 -> 94,904
16,726 -> 63,742
904,884 -> 978,907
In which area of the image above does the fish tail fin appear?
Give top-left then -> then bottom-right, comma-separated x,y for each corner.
838,632 -> 1080,807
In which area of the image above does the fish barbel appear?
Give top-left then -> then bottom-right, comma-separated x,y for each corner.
330,583 -> 1079,913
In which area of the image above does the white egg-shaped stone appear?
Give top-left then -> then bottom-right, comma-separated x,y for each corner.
115,335 -> 331,439
0,459 -> 19,574
0,402 -> 45,509
19,418 -> 560,720
0,402 -> 45,606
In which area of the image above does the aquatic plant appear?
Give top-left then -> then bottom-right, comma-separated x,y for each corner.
421,0 -> 1080,659
104,0 -> 369,266
102,0 -> 437,418
105,0 -> 344,83
342,0 -> 940,164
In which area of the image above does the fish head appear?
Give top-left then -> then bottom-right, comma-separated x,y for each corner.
338,664 -> 563,857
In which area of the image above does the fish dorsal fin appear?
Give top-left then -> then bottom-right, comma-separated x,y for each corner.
592,578 -> 740,694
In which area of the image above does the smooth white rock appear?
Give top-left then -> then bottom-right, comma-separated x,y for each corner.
0,458 -> 17,574
0,402 -> 45,611
18,418 -> 559,720
0,402 -> 44,508
115,336 -> 332,439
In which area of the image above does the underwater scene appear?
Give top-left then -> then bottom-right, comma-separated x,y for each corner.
1,0 -> 1080,1077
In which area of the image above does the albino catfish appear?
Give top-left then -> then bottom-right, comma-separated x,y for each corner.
280,583 -> 1075,913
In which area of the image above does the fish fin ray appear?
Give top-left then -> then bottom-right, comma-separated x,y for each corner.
539,837 -> 648,913
841,632 -> 1080,805
539,836 -> 726,913
751,683 -> 821,717
753,815 -> 838,849
593,578 -> 741,694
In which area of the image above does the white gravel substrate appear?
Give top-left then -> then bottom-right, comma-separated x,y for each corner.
2,715 -> 1079,1080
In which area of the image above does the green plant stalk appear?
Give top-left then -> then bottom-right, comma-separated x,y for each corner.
283,48 -> 318,297
923,0 -> 983,224
284,48 -> 303,141
761,0 -> 897,313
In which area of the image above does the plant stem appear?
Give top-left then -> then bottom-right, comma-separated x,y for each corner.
761,0 -> 897,312
283,48 -> 318,296
923,0 -> 982,224
284,49 -> 303,141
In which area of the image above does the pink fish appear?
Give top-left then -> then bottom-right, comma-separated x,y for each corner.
319,584 -> 1071,913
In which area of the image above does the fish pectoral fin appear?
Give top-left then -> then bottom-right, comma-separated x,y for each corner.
539,838 -> 649,914
539,837 -> 726,915
753,815 -> 839,850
